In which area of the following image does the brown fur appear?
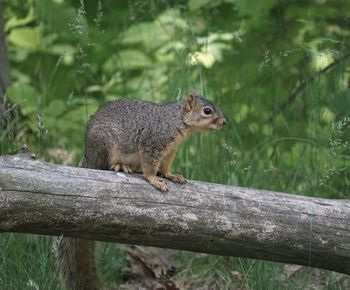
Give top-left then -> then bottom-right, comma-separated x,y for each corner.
58,238 -> 99,290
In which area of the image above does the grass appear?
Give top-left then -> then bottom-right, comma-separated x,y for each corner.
0,234 -> 61,290
174,252 -> 348,290
0,234 -> 127,290
1,234 -> 348,289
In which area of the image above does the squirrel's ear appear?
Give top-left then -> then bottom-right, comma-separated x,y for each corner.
183,92 -> 198,113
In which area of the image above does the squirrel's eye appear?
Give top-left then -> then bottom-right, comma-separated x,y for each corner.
203,108 -> 212,115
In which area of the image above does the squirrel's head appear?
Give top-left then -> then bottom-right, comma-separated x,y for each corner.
182,92 -> 228,131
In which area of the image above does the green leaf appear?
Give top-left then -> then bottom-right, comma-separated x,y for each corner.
104,50 -> 152,70
236,0 -> 278,16
5,7 -> 36,32
118,50 -> 152,69
189,0 -> 211,10
8,27 -> 42,50
44,100 -> 66,117
122,22 -> 170,49
122,9 -> 185,50
329,90 -> 350,116
6,83 -> 40,115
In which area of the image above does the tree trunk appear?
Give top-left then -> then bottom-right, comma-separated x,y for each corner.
0,150 -> 349,275
0,0 -> 15,132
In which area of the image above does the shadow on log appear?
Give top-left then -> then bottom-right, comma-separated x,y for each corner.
0,149 -> 349,275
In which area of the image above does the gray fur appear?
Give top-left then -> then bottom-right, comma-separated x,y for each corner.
85,99 -> 185,170
58,94 -> 227,290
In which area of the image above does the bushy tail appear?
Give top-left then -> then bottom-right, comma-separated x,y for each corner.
58,237 -> 100,290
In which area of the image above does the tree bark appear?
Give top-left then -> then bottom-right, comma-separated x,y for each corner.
0,0 -> 16,132
0,151 -> 349,275
0,1 -> 11,94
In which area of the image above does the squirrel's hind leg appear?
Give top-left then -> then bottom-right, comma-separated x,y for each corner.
164,173 -> 187,184
110,163 -> 133,173
108,146 -> 134,173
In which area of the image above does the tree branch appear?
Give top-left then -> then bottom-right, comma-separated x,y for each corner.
0,151 -> 349,275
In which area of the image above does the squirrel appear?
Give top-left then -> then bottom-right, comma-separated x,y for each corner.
58,92 -> 227,290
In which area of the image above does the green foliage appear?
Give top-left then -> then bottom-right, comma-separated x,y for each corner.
1,0 -> 349,289
0,234 -> 61,290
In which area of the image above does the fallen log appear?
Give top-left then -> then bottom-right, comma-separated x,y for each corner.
0,149 -> 349,274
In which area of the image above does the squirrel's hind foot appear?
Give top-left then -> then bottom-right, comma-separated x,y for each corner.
110,164 -> 133,174
165,173 -> 187,184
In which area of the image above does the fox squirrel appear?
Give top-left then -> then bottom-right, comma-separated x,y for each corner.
58,92 -> 227,290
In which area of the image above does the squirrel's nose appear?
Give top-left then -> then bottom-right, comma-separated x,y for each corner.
222,117 -> 229,125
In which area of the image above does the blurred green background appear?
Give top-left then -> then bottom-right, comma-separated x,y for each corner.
0,0 -> 349,289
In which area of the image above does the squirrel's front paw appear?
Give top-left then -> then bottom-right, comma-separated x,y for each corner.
146,176 -> 168,192
166,174 -> 187,184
